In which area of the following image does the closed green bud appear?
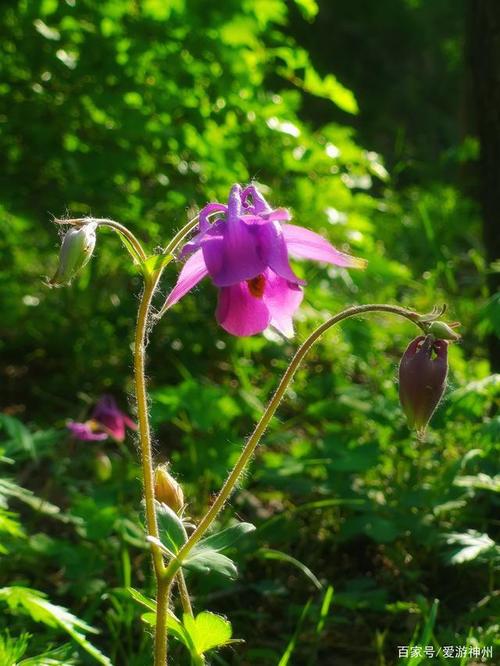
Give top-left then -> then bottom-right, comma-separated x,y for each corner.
94,452 -> 112,481
427,320 -> 461,341
154,464 -> 184,514
48,222 -> 97,287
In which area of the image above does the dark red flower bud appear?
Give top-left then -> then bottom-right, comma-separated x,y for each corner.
398,335 -> 448,437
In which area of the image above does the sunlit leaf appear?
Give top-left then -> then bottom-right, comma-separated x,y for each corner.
197,522 -> 255,552
277,599 -> 312,666
0,587 -> 111,665
142,253 -> 174,278
182,611 -> 236,656
0,415 -> 35,458
443,531 -> 497,564
183,548 -> 238,579
293,0 -> 319,21
156,501 -> 188,554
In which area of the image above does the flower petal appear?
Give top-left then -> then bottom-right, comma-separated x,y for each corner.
91,395 -> 136,441
241,208 -> 291,225
216,282 -> 271,336
256,221 -> 305,285
162,249 -> 209,310
202,219 -> 266,287
262,271 -> 304,338
241,185 -> 271,213
67,421 -> 108,441
180,203 -> 227,257
123,414 -> 138,431
198,203 -> 227,233
282,224 -> 367,268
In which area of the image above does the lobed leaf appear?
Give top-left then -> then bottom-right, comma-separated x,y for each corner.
0,587 -> 110,665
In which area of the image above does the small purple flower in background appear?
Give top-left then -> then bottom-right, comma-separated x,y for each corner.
162,183 -> 366,336
92,395 -> 137,441
67,395 -> 137,442
67,420 -> 109,441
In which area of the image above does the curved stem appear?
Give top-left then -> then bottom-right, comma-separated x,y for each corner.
132,214 -> 200,664
57,212 -> 203,665
135,273 -> 173,665
56,217 -> 147,264
133,214 -> 202,560
153,215 -> 210,322
134,274 -> 164,576
163,303 -> 425,582
161,216 -> 200,257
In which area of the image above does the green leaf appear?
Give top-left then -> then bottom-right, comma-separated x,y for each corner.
277,599 -> 312,666
0,479 -> 69,521
115,233 -> 143,267
127,587 -> 156,612
142,253 -> 174,278
20,643 -> 77,665
257,548 -> 322,590
0,631 -> 29,664
305,69 -> 358,114
293,0 -> 318,21
0,587 -> 111,665
183,548 -> 238,579
182,521 -> 255,579
182,611 -> 235,656
140,611 -> 189,646
443,531 -> 497,564
127,587 -> 188,645
316,585 -> 334,635
274,47 -> 358,114
196,522 -> 255,552
406,599 -> 439,666
454,473 -> 500,493
0,415 -> 35,458
0,508 -> 25,542
156,501 -> 188,554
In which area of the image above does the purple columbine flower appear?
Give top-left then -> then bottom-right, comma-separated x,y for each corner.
67,395 -> 137,442
67,420 -> 109,441
162,184 -> 366,337
92,395 -> 137,442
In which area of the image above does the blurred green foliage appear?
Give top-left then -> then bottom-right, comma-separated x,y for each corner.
0,0 -> 498,664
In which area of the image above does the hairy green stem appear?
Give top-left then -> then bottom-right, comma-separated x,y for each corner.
134,274 -> 171,666
154,578 -> 172,666
132,214 -> 200,665
177,570 -> 194,617
163,303 -> 425,582
153,217 -> 204,321
134,275 -> 164,575
161,216 -> 200,258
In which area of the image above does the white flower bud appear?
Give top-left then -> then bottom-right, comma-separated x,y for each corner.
48,222 -> 97,287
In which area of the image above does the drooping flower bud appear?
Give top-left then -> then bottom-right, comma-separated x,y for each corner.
398,335 -> 448,437
154,464 -> 184,513
48,222 -> 97,287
